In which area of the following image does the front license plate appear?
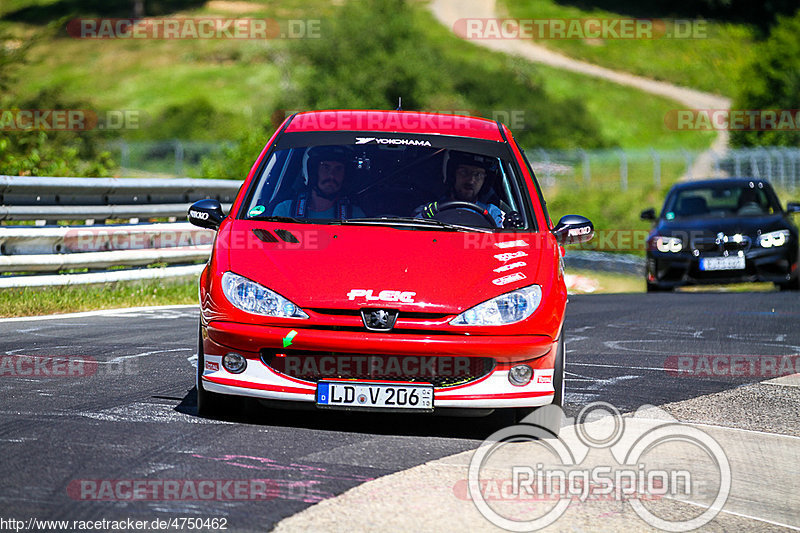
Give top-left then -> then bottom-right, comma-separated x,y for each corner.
316,381 -> 434,411
700,256 -> 745,271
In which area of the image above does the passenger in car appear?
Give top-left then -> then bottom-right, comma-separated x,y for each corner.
271,145 -> 365,219
736,187 -> 766,215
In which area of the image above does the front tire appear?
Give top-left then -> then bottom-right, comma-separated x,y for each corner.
777,276 -> 800,291
513,334 -> 565,437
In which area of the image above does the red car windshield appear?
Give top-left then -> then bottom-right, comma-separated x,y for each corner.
240,137 -> 532,231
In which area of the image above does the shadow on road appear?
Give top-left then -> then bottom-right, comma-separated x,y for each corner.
174,387 -> 516,441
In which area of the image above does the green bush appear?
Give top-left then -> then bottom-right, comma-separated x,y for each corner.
130,97 -> 239,142
0,87 -> 116,176
1,25 -> 116,176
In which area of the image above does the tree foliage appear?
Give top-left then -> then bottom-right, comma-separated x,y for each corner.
200,0 -> 609,177
731,9 -> 800,147
0,25 -> 115,176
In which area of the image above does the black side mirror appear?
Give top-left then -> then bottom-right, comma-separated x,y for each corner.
787,202 -> 800,214
552,215 -> 594,246
188,199 -> 225,230
640,208 -> 656,221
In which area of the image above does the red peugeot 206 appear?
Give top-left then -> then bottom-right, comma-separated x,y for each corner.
188,110 -> 593,434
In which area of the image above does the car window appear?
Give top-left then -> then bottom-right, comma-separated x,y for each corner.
241,141 -> 530,230
663,184 -> 779,219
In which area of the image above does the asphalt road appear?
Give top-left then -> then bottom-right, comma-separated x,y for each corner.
0,292 -> 797,532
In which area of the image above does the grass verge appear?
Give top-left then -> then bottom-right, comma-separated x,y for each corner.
498,0 -> 757,96
0,277 -> 197,318
4,0 -> 717,152
419,6 -> 716,150
566,268 -> 643,293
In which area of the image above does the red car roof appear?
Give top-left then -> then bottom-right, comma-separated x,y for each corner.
285,110 -> 506,142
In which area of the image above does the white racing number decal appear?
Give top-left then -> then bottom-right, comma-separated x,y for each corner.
494,251 -> 528,262
347,289 -> 416,303
493,261 -> 526,273
492,272 -> 527,286
494,240 -> 529,249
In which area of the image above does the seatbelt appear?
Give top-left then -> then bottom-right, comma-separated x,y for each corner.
292,192 -> 352,219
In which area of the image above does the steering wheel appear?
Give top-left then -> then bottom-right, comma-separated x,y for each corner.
425,201 -> 498,228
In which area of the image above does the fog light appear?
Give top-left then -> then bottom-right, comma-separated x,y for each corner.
508,365 -> 533,386
222,353 -> 247,374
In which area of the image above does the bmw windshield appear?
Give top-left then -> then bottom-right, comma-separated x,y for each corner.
239,132 -> 533,231
663,182 -> 782,220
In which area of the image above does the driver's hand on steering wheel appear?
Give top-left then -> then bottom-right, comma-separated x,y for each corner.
420,201 -> 438,219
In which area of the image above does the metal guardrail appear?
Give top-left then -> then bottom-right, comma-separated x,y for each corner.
563,250 -> 645,276
0,175 -> 240,221
0,176 -> 239,287
0,176 -> 646,288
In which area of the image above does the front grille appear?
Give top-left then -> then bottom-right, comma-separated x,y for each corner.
692,235 -> 751,253
309,308 -> 452,320
261,350 -> 495,388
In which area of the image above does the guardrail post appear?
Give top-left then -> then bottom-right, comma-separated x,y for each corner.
120,140 -> 130,169
711,151 -> 721,177
770,148 -> 785,188
681,149 -> 692,180
749,150 -> 760,178
759,147 -> 771,182
650,148 -> 660,187
174,140 -> 185,177
580,149 -> 590,186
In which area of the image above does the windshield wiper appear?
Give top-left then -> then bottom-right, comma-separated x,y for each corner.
248,215 -> 312,224
340,217 -> 493,233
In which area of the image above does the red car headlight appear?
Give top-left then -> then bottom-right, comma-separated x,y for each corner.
450,285 -> 542,326
221,271 -> 309,319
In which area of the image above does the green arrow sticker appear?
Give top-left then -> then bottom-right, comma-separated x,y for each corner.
283,330 -> 298,348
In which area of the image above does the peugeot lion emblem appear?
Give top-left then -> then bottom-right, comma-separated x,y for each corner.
361,309 -> 398,332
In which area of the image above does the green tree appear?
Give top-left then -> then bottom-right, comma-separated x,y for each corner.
731,9 -> 800,147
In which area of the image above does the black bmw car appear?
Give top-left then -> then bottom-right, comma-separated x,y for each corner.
641,178 -> 800,292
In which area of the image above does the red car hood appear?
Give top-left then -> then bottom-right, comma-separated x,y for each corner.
223,221 -> 555,313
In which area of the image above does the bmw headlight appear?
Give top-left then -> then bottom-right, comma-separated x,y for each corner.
757,229 -> 789,248
652,235 -> 683,253
221,272 -> 308,318
450,285 -> 542,326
